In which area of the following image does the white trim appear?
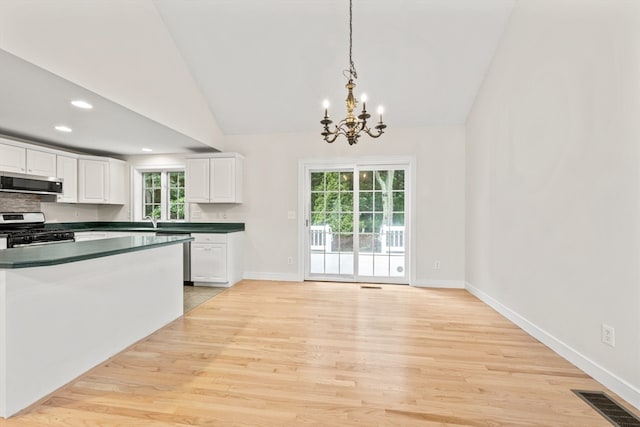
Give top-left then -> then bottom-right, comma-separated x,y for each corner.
411,279 -> 465,289
243,272 -> 301,282
465,281 -> 640,411
298,156 -> 415,285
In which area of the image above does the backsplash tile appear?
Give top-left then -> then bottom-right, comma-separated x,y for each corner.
0,192 -> 41,212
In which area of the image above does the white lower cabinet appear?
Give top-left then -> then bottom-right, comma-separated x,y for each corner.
190,232 -> 243,287
192,242 -> 227,283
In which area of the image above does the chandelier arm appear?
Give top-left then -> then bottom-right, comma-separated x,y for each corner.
365,129 -> 384,138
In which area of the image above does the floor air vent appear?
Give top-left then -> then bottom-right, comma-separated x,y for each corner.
360,285 -> 382,289
573,390 -> 640,426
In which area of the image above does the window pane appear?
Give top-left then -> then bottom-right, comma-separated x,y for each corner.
325,192 -> 339,212
311,193 -> 325,212
393,192 -> 405,212
325,172 -> 339,191
339,192 -> 353,212
392,213 -> 405,226
393,170 -> 405,190
359,213 -> 373,233
339,172 -> 353,191
169,173 -> 178,186
311,172 -> 324,191
374,191 -> 383,211
374,213 -> 384,232
359,192 -> 373,211
374,171 -> 388,190
311,213 -> 326,226
359,171 -> 373,190
338,213 -> 353,233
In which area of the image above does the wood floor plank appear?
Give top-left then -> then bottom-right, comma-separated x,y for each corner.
1,280 -> 637,426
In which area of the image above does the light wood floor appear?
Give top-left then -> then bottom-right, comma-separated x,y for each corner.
1,280 -> 636,426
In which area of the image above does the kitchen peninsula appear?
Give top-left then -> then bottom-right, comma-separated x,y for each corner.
0,235 -> 192,418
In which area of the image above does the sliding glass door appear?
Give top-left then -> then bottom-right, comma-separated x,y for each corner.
304,161 -> 410,284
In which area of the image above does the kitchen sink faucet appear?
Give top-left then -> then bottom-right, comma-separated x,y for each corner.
144,216 -> 158,229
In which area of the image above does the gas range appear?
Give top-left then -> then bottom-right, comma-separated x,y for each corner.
0,212 -> 75,248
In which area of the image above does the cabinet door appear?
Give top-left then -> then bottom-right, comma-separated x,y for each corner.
191,242 -> 227,283
26,149 -> 57,176
0,143 -> 26,173
56,155 -> 78,203
108,160 -> 126,205
210,157 -> 236,203
185,158 -> 210,202
78,159 -> 108,203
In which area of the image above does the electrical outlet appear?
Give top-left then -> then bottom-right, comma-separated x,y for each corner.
602,324 -> 615,347
287,256 -> 293,265
433,260 -> 441,269
287,211 -> 296,219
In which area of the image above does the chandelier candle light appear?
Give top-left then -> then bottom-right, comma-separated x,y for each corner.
321,0 -> 386,145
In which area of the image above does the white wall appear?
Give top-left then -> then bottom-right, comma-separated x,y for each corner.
217,126 -> 465,284
0,0 -> 224,149
466,0 -> 640,407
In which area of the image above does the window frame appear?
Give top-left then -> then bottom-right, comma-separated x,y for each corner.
132,166 -> 188,222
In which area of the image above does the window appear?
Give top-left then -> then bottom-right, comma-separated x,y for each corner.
141,170 -> 185,221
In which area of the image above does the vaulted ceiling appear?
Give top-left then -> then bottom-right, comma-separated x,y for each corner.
0,0 -> 514,155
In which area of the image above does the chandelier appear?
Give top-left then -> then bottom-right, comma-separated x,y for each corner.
321,0 -> 386,145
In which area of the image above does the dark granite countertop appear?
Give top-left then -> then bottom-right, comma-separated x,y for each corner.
0,235 -> 194,269
44,221 -> 245,234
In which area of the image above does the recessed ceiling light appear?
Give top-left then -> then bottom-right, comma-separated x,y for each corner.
54,125 -> 72,133
141,148 -> 153,152
71,100 -> 93,109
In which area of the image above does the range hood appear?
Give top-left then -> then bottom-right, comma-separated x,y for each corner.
0,171 -> 63,200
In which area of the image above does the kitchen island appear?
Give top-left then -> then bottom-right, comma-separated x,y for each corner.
0,235 -> 193,418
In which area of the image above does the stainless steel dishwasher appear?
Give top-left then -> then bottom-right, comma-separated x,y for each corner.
156,232 -> 192,285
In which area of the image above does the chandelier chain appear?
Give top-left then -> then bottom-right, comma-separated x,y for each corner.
349,0 -> 357,79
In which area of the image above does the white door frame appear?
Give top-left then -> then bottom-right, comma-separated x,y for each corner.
298,157 -> 415,284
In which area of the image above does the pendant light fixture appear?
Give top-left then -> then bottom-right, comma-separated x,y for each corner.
321,0 -> 386,145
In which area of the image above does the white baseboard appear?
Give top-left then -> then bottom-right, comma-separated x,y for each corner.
411,279 -> 465,289
242,271 -> 301,282
465,281 -> 640,411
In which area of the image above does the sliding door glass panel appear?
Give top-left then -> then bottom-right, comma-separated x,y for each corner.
358,169 -> 406,278
309,171 -> 354,276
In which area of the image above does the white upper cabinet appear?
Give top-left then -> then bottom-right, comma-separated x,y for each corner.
78,157 -> 126,204
185,158 -> 210,203
26,149 -> 57,177
0,142 -> 26,173
185,153 -> 243,203
211,156 -> 243,203
56,155 -> 78,203
0,139 -> 57,177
